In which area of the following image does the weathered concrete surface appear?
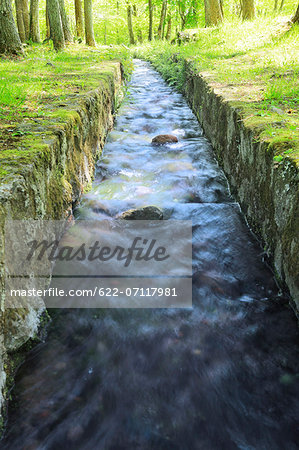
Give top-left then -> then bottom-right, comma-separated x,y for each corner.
0,62 -> 123,423
183,64 -> 299,315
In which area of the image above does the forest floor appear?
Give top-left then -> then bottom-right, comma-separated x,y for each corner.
135,16 -> 299,166
0,45 -> 131,180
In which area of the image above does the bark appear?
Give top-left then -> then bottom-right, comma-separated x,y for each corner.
158,0 -> 167,39
0,0 -> 24,54
292,2 -> 299,22
58,0 -> 72,42
46,1 -> 50,38
22,0 -> 30,38
74,0 -> 84,37
83,0 -> 95,46
165,14 -> 171,40
15,0 -> 26,42
240,0 -> 255,20
29,0 -> 41,42
126,3 -> 135,45
47,0 -> 65,50
204,0 -> 223,26
148,0 -> 153,41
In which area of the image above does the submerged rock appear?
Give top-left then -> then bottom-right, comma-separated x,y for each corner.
118,205 -> 163,220
151,134 -> 178,145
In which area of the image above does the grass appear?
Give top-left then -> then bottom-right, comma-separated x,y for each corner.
0,43 -> 132,120
0,43 -> 133,182
134,15 -> 299,165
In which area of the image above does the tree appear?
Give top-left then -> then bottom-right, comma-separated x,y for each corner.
15,0 -> 26,42
15,0 -> 30,42
240,0 -> 255,20
292,2 -> 299,23
158,0 -> 167,39
148,0 -> 153,41
23,0 -> 30,38
74,0 -> 84,37
47,0 -> 65,50
29,0 -> 41,42
178,0 -> 198,30
165,13 -> 172,40
0,0 -> 24,54
15,0 -> 30,41
58,0 -> 73,42
204,0 -> 223,26
46,1 -> 50,38
84,0 -> 96,46
126,2 -> 135,45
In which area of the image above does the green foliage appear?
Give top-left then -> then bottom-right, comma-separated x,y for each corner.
11,0 -> 299,47
0,83 -> 27,120
137,42 -> 187,90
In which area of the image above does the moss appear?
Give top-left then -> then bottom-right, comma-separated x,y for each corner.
50,109 -> 81,123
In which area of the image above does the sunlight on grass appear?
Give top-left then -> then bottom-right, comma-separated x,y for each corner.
0,44 -> 132,123
134,16 -> 299,164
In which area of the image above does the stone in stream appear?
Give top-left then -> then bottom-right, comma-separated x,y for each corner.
151,134 -> 178,145
118,205 -> 163,220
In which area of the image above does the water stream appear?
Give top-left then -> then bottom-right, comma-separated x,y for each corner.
1,60 -> 299,450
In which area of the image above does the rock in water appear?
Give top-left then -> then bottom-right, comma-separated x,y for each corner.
151,134 -> 178,145
118,206 -> 163,220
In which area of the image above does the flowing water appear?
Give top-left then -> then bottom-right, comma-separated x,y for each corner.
1,60 -> 299,450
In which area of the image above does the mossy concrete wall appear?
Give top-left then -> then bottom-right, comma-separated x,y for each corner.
0,62 -> 123,423
183,64 -> 299,315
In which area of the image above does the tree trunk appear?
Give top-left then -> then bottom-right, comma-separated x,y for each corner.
126,3 -> 135,45
15,0 -> 26,42
74,0 -> 84,37
148,0 -> 153,41
29,0 -> 41,42
204,0 -> 223,26
84,0 -> 96,46
58,0 -> 72,42
47,0 -> 65,50
240,0 -> 255,20
22,0 -> 30,38
46,1 -> 50,38
157,0 -> 167,39
292,2 -> 299,22
0,0 -> 24,54
165,14 -> 171,40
